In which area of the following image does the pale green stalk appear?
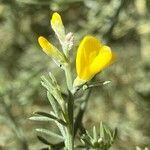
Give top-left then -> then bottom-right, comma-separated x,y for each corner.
64,64 -> 73,91
63,48 -> 74,150
54,21 -> 74,149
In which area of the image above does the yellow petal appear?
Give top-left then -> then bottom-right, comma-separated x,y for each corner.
74,35 -> 116,87
38,36 -> 57,56
51,12 -> 63,27
38,36 -> 65,63
76,36 -> 102,80
51,12 -> 65,43
90,45 -> 114,75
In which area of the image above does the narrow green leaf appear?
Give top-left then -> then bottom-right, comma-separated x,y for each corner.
47,92 -> 67,138
93,126 -> 97,142
103,125 -> 112,140
41,76 -> 53,91
100,122 -> 105,139
41,81 -> 53,93
47,92 -> 60,116
34,111 -> 67,126
36,128 -> 64,140
29,116 -> 52,122
49,72 -> 57,85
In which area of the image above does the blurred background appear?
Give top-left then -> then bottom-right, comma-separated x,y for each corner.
0,0 -> 149,149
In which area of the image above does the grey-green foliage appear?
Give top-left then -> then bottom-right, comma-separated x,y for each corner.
30,72 -> 117,150
78,122 -> 117,150
0,0 -> 149,149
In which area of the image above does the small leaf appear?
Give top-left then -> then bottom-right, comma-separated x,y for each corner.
29,116 -> 52,122
34,111 -> 67,126
100,122 -> 105,139
92,126 -> 97,142
36,128 -> 64,140
41,81 -> 49,91
47,92 -> 60,116
103,125 -> 112,140
41,76 -> 53,91
49,72 -> 57,85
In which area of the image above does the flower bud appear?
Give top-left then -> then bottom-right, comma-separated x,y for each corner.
38,36 -> 66,66
51,12 -> 65,44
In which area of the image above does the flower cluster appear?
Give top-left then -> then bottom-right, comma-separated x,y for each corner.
38,12 -> 116,88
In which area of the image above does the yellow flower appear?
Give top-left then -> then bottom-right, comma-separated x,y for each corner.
74,35 -> 116,87
51,12 -> 65,43
38,36 -> 66,65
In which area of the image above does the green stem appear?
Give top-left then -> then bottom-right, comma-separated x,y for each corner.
64,64 -> 73,91
66,127 -> 74,150
64,62 -> 74,149
67,91 -> 74,150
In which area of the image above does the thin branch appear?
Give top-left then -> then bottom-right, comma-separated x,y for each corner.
74,89 -> 92,136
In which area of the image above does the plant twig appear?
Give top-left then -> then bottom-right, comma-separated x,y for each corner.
74,89 -> 92,136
